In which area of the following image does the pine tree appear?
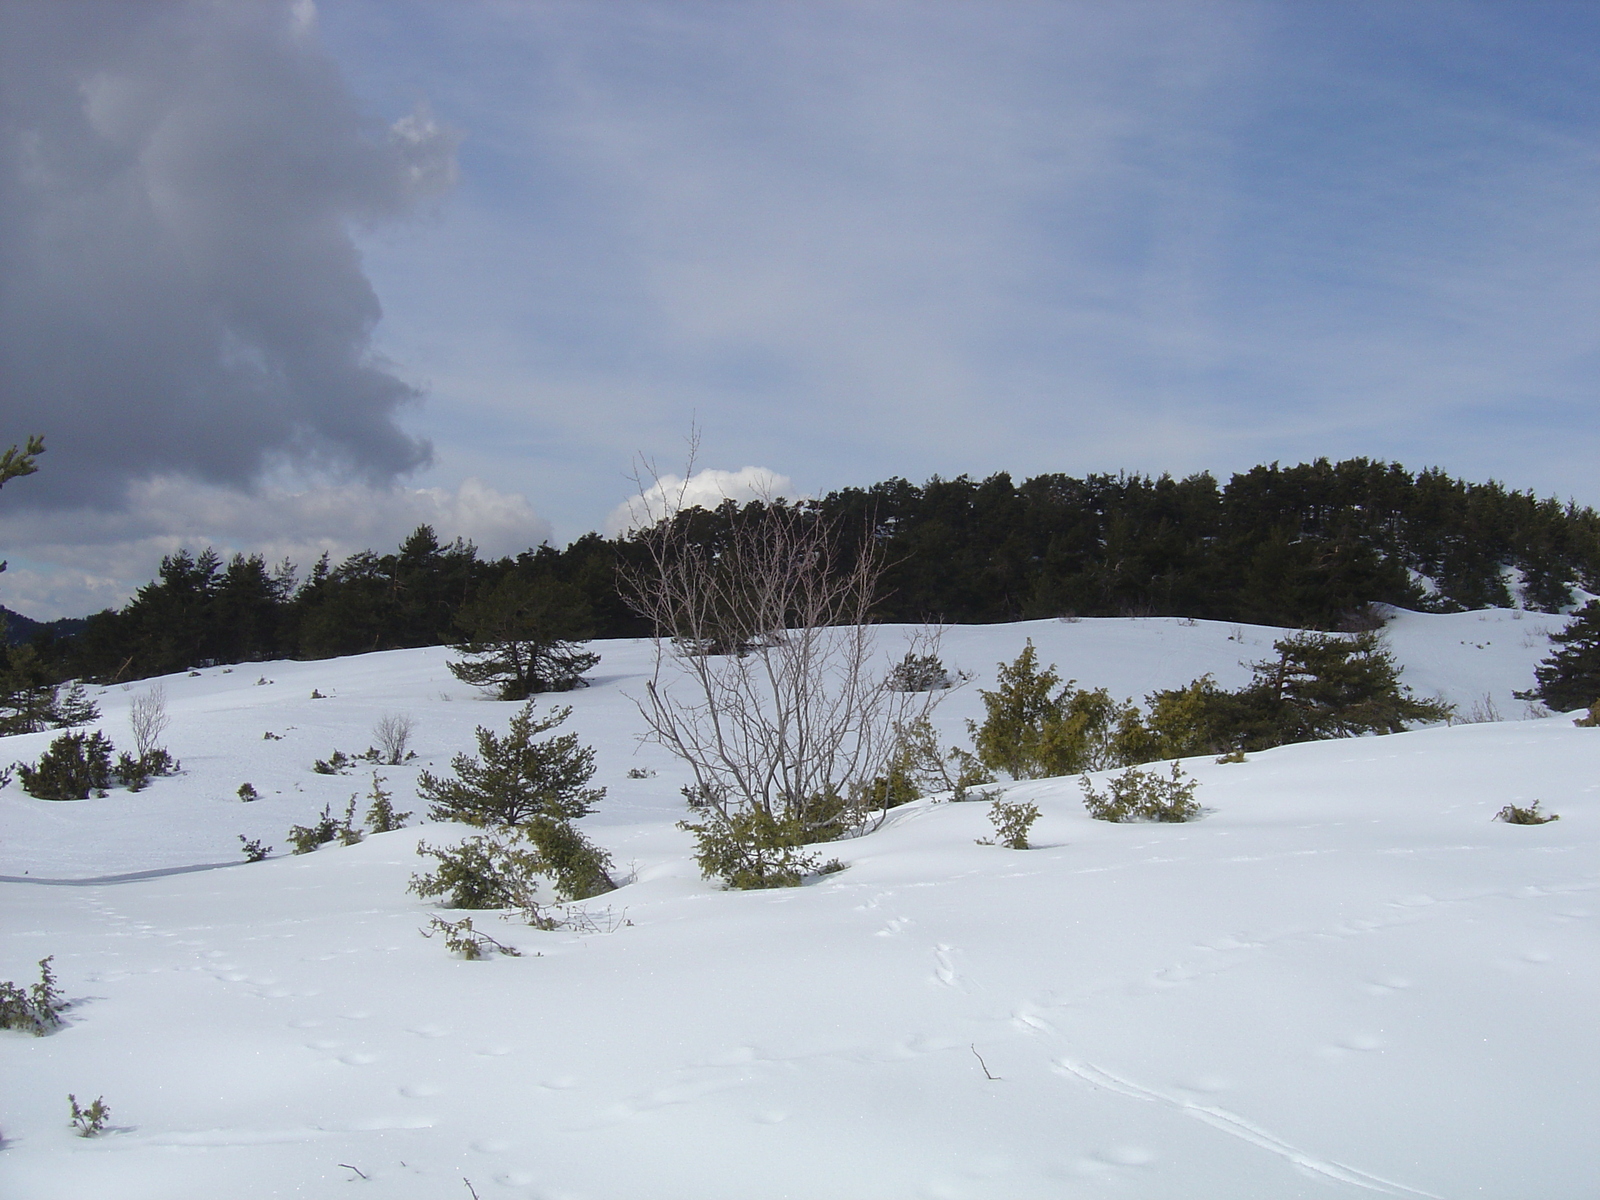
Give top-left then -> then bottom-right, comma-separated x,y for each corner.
1521,600 -> 1600,713
418,701 -> 605,827
447,574 -> 598,699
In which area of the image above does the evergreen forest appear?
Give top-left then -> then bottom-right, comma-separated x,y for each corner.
9,458 -> 1600,690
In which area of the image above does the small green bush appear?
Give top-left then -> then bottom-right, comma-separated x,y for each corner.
116,747 -> 177,792
976,798 -> 1041,849
410,832 -> 546,909
312,748 -> 374,775
1081,763 -> 1200,823
19,731 -> 115,800
238,836 -> 271,862
520,814 -> 616,900
0,956 -> 64,1035
1495,800 -> 1558,825
418,701 -> 603,827
286,798 -> 361,854
68,1094 -> 110,1137
679,807 -> 820,889
887,651 -> 953,692
362,773 -> 411,833
970,642 -> 1135,779
237,782 -> 260,802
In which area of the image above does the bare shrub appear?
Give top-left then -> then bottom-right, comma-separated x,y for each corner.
373,712 -> 417,765
621,466 -> 942,886
129,684 -> 170,760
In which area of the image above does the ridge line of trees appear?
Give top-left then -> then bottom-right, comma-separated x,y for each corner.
6,457 -> 1599,690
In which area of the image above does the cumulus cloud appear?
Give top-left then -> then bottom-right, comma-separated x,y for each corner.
0,0 -> 457,509
0,476 -> 550,620
605,466 -> 795,536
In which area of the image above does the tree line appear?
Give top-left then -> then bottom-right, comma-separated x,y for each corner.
9,457 -> 1600,690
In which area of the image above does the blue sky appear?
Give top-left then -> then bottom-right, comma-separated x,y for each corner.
3,1 -> 1600,616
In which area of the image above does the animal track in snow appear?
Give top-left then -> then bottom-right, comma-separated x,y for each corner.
932,944 -> 959,987
1054,1057 -> 1439,1197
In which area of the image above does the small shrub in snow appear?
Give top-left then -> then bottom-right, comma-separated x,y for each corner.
418,701 -> 604,828
310,689 -> 327,699
373,712 -> 418,765
362,773 -> 411,833
887,652 -> 954,692
262,730 -> 283,740
1081,763 -> 1200,823
68,1094 -> 110,1137
238,835 -> 271,862
116,746 -> 176,792
976,798 -> 1040,849
286,799 -> 361,854
410,832 -> 545,909
1215,747 -> 1247,764
421,915 -> 524,959
19,731 -> 115,800
237,782 -> 260,802
971,641 -> 1134,779
0,957 -> 64,1035
1495,800 -> 1558,825
679,806 -> 819,890
312,748 -> 373,775
626,766 -> 655,779
680,782 -> 714,807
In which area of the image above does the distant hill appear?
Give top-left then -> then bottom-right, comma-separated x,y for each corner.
2,605 -> 87,645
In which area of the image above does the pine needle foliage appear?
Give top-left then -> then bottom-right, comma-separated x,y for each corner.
18,731 -> 115,799
0,956 -> 64,1035
413,702 -> 615,900
1520,600 -> 1600,713
447,574 -> 599,699
1081,763 -> 1201,823
418,702 -> 603,827
976,798 -> 1041,849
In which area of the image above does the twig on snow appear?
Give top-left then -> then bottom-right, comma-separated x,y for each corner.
971,1043 -> 999,1081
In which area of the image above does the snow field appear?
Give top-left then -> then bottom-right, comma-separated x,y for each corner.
0,609 -> 1595,1198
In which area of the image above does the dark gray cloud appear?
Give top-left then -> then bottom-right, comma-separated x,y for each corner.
0,0 -> 454,509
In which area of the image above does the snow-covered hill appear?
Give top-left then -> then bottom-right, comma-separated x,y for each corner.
2,609 -> 1595,1199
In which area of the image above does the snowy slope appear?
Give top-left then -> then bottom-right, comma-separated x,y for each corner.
1,609 -> 1595,1199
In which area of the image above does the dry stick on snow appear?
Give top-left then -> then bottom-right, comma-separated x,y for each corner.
971,1044 -> 1000,1081
337,1163 -> 368,1180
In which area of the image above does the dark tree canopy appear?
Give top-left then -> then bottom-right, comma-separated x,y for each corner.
13,461 -> 1600,690
1521,600 -> 1600,713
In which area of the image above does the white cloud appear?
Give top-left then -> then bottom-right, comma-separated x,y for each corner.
605,466 -> 795,536
0,476 -> 551,620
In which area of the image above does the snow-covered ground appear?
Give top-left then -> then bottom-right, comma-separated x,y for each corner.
1,609 -> 1595,1199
